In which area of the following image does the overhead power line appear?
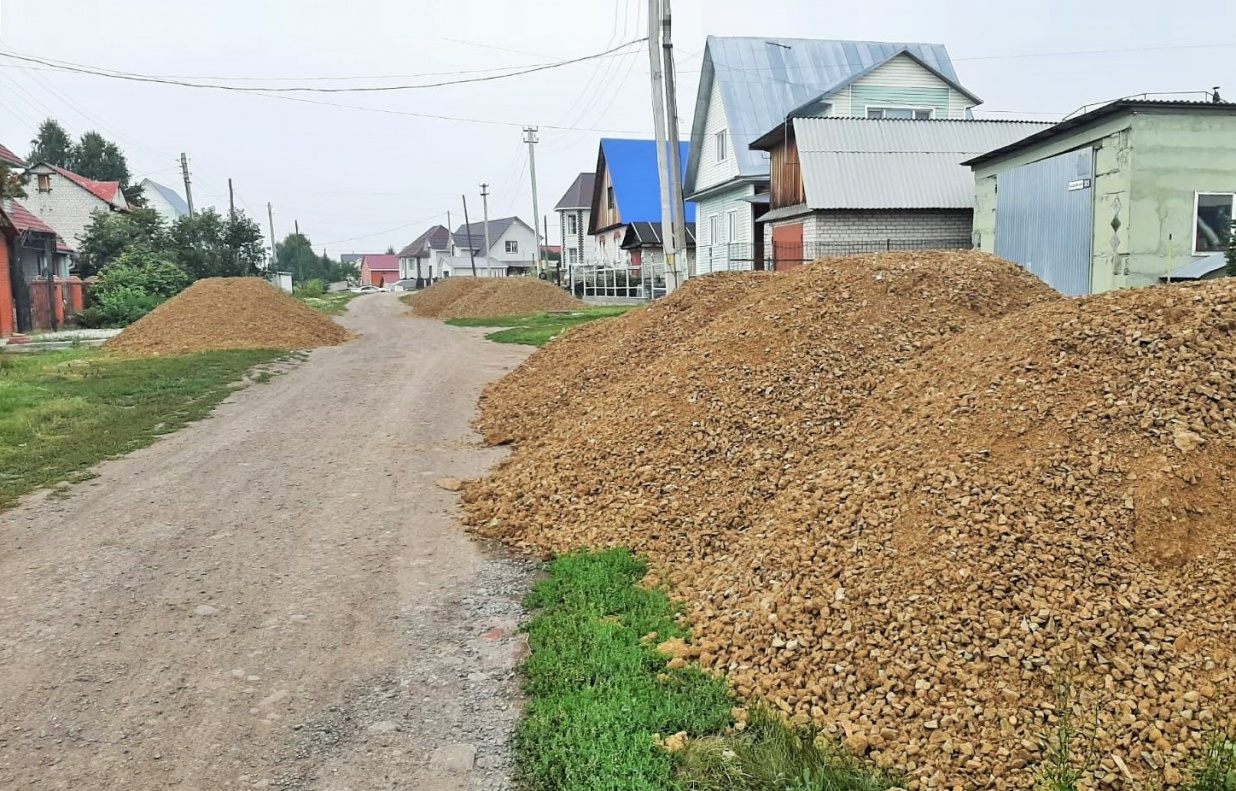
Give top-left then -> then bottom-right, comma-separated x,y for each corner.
0,40 -> 647,94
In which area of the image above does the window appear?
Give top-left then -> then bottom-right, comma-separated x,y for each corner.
866,107 -> 933,120
505,240 -> 519,254
37,174 -> 52,193
567,248 -> 580,264
565,214 -> 578,235
708,214 -> 719,245
727,209 -> 739,244
1195,192 -> 1235,254
716,129 -> 728,162
607,186 -> 615,211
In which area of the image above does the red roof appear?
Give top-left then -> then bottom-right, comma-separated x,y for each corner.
362,254 -> 400,271
0,142 -> 25,168
50,165 -> 122,204
5,201 -> 58,236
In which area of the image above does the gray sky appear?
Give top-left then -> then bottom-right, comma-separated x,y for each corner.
0,0 -> 1230,254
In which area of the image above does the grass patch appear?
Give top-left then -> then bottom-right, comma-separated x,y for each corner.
446,306 -> 633,347
297,291 -> 361,315
517,549 -> 899,791
0,347 -> 283,510
1182,736 -> 1236,791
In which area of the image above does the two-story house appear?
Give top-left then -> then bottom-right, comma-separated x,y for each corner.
588,138 -> 695,268
26,162 -> 129,250
554,173 -> 597,268
443,217 -> 538,277
397,224 -> 452,287
685,37 -> 979,273
139,178 -> 190,224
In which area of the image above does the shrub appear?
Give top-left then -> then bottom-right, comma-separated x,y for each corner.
91,249 -> 190,327
295,279 -> 326,298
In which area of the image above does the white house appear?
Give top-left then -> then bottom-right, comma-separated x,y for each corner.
443,217 -> 538,277
397,224 -> 452,286
138,178 -> 190,223
554,172 -> 597,267
26,162 -> 129,250
685,38 -> 980,274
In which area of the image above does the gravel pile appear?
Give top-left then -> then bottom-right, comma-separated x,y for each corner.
106,278 -> 352,355
462,252 -> 1236,790
407,278 -> 584,319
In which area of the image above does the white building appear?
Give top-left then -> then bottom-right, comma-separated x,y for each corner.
397,224 -> 452,286
138,178 -> 190,224
553,172 -> 597,267
26,162 -> 129,249
443,217 -> 538,277
684,38 -> 980,274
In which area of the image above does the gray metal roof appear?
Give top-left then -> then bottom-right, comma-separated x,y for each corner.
686,37 -> 964,192
139,178 -> 190,216
453,216 -> 526,252
793,117 -> 1052,210
554,173 -> 595,211
1162,252 -> 1228,280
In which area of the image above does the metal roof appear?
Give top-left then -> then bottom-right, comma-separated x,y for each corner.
793,117 -> 1051,210
361,254 -> 399,271
554,172 -> 596,211
139,178 -> 190,216
399,224 -> 451,258
0,142 -> 25,168
595,139 -> 695,226
3,200 -> 58,236
686,37 -> 963,191
620,221 -> 697,249
1162,252 -> 1228,281
964,99 -> 1236,169
453,217 -> 528,252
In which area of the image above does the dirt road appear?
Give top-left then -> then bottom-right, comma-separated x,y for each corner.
0,294 -> 534,790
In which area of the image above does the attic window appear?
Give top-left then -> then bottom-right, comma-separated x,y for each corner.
607,186 -> 615,211
716,130 -> 728,162
37,174 -> 52,193
867,107 -> 933,120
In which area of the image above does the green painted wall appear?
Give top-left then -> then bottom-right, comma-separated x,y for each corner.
849,86 -> 950,118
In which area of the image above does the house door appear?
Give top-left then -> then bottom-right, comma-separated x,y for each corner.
772,224 -> 804,272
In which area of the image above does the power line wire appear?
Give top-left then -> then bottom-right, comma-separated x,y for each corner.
324,211 -> 448,247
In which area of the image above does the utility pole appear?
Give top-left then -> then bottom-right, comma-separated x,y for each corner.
647,0 -> 676,294
180,153 -> 195,217
267,202 -> 277,271
480,183 -> 492,277
294,220 -> 300,237
661,0 -> 690,280
228,178 -> 235,219
523,127 -> 543,275
461,195 -> 478,277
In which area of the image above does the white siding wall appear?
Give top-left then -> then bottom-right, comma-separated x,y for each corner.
695,185 -> 755,273
949,92 -> 975,119
489,222 -> 538,265
856,55 -> 949,89
26,169 -> 114,249
557,208 -> 598,264
695,79 -> 739,192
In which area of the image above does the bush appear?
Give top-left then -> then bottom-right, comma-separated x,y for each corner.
91,249 -> 190,327
295,278 -> 327,298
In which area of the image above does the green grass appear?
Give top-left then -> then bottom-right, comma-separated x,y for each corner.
516,549 -> 899,791
446,306 -> 634,347
0,347 -> 283,510
1182,736 -> 1236,791
297,291 -> 361,315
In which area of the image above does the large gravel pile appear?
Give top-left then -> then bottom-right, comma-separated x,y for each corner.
463,252 -> 1236,790
407,277 -> 583,319
106,278 -> 352,355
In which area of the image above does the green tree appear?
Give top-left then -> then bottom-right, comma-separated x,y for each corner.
0,163 -> 26,200
77,209 -> 168,278
275,232 -> 324,284
167,208 -> 267,280
90,248 -> 191,326
28,119 -> 74,167
70,131 -> 131,187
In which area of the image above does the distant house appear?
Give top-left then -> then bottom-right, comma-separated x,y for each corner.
26,162 -> 128,251
685,37 -> 979,273
360,254 -> 400,287
139,178 -> 190,223
397,224 -> 452,286
750,117 -> 1049,270
554,172 -> 597,268
442,217 -> 538,277
588,138 -> 695,269
1,200 -> 77,334
967,98 -> 1236,296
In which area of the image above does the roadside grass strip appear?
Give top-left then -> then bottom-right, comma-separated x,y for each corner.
297,291 -> 361,315
515,549 -> 900,791
446,306 -> 633,347
0,348 -> 283,510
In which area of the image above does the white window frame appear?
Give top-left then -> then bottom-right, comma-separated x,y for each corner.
1193,191 -> 1235,255
715,129 -> 728,163
865,105 -> 934,120
505,240 -> 518,254
567,248 -> 580,265
565,214 -> 577,235
708,214 -> 719,245
726,209 -> 739,244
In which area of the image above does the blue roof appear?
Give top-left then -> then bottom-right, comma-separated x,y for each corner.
140,179 -> 190,216
599,138 -> 695,225
686,37 -> 963,191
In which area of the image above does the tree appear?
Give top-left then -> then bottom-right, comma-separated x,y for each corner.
0,163 -> 26,200
275,232 -> 325,284
385,245 -> 396,255
167,208 -> 266,280
77,209 -> 168,278
88,248 -> 190,327
71,131 -> 131,187
28,119 -> 73,167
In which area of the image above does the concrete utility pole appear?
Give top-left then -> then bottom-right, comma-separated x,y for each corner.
267,202 -> 277,270
180,153 -> 196,217
523,127 -> 543,274
228,178 -> 235,219
661,0 -> 691,280
480,183 -> 492,276
647,0 -> 676,294
294,220 -> 300,237
461,194 -> 478,277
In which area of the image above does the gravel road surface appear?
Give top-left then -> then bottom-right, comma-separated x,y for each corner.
0,293 -> 534,790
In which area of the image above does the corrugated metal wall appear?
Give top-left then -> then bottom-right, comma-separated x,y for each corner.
995,148 -> 1095,296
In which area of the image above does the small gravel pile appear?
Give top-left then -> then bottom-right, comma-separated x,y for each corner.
407,277 -> 584,319
105,278 -> 352,355
463,252 -> 1236,790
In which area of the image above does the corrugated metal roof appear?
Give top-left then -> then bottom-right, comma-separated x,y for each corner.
0,142 -> 25,168
140,179 -> 190,216
361,254 -> 399,271
620,221 -> 697,249
399,224 -> 450,258
794,118 -> 1051,210
686,37 -> 963,190
598,139 -> 695,224
1163,252 -> 1228,280
48,165 -> 122,205
4,200 -> 58,236
554,172 -> 595,210
453,217 -> 527,252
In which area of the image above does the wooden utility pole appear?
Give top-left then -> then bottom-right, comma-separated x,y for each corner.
480,183 -> 492,277
647,0 -> 675,294
461,195 -> 478,277
180,153 -> 195,217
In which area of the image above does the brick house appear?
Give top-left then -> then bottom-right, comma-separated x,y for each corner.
26,162 -> 129,252
2,200 -> 79,335
359,254 -> 399,287
749,117 -> 1049,270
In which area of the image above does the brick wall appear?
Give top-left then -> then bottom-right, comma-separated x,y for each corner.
807,209 -> 973,244
0,240 -> 13,337
26,170 -> 113,249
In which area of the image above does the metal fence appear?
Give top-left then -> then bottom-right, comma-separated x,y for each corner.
565,262 -> 669,300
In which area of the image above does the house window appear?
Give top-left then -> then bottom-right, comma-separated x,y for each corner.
568,248 -> 580,264
505,240 -> 518,254
1194,192 -> 1235,254
727,209 -> 739,244
607,186 -> 615,211
37,174 -> 52,193
565,214 -> 578,235
708,214 -> 719,245
866,107 -> 933,120
716,130 -> 728,162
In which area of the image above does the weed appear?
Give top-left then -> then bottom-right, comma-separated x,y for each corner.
252,370 -> 275,385
297,291 -> 360,315
1035,678 -> 1097,791
1182,736 -> 1236,791
446,306 -> 634,347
